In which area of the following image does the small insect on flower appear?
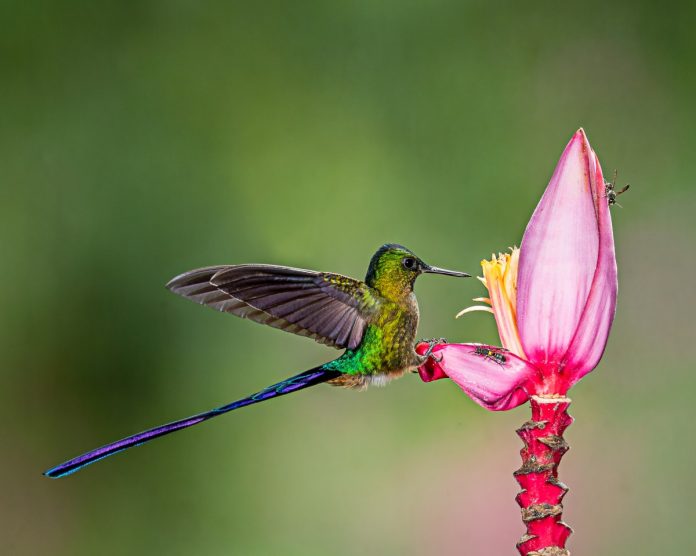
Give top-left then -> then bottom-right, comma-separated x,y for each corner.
471,345 -> 508,366
605,169 -> 630,207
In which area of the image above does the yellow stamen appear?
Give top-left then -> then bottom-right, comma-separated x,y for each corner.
455,305 -> 494,317
504,247 -> 519,314
457,248 -> 526,358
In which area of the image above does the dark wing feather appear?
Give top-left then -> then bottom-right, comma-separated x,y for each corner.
166,264 -> 379,350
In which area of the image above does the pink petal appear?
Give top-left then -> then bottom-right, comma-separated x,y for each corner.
416,343 -> 538,411
563,146 -> 618,382
517,129 -> 599,369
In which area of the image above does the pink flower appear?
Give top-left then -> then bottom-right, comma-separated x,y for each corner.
418,129 -> 618,410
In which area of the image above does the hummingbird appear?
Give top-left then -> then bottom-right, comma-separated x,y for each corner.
45,244 -> 469,478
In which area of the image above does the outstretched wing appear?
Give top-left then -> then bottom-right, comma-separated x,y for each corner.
166,264 -> 380,350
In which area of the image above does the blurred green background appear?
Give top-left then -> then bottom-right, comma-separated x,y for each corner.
2,1 -> 694,554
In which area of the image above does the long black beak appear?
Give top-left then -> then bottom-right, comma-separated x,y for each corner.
422,264 -> 470,278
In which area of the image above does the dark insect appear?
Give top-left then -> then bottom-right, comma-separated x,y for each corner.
471,345 -> 508,366
605,169 -> 630,207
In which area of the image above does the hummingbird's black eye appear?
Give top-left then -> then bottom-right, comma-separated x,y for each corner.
402,257 -> 417,271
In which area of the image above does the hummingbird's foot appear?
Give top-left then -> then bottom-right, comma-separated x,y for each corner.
418,337 -> 447,347
418,338 -> 446,364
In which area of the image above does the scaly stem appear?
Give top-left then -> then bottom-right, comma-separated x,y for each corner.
514,396 -> 573,556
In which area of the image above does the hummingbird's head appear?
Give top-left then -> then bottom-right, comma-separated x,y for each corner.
365,244 -> 469,300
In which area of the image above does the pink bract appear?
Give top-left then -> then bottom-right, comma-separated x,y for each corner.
419,129 -> 618,409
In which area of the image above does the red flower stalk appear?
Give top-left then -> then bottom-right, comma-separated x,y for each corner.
515,397 -> 572,555
417,129 -> 618,555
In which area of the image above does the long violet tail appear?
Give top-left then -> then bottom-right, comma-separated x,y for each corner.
44,367 -> 339,478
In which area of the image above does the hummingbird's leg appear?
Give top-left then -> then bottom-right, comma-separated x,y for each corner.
418,337 -> 448,346
417,338 -> 447,364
